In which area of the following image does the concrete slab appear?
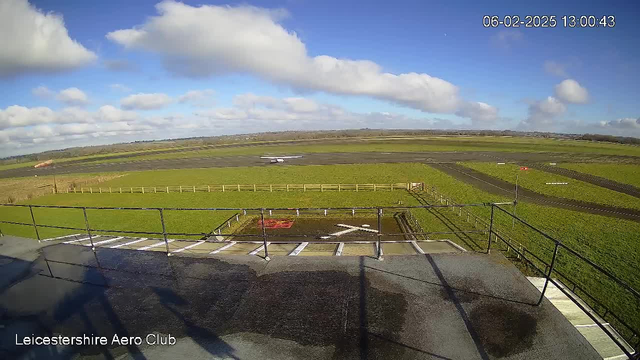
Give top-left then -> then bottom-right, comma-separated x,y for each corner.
0,239 -> 602,360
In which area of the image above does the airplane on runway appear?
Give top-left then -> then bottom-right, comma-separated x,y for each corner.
260,155 -> 303,163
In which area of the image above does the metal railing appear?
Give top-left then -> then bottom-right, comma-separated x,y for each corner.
61,182 -> 424,194
1,200 -> 638,357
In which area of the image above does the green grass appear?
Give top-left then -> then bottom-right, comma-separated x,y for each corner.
23,136 -> 639,167
560,163 -> 640,188
99,163 -> 427,187
460,162 -> 640,210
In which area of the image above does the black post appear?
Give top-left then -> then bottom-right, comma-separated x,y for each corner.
82,207 -> 95,251
29,205 -> 40,242
377,208 -> 383,260
487,204 -> 495,254
260,209 -> 270,260
159,209 -> 170,256
537,242 -> 560,306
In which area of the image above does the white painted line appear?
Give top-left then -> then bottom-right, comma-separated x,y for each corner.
42,233 -> 81,242
85,236 -> 124,247
111,238 -> 147,248
329,228 -> 360,237
575,323 -> 610,328
445,240 -> 467,252
289,242 -> 309,256
411,241 -> 425,254
337,224 -> 378,233
172,240 -> 206,253
335,243 -> 344,256
63,236 -> 91,244
210,241 -> 237,254
138,240 -> 175,251
249,243 -> 271,255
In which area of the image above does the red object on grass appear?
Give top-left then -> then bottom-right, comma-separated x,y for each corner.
520,166 -> 529,171
259,219 -> 295,229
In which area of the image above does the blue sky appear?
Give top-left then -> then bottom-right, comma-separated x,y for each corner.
0,0 -> 638,156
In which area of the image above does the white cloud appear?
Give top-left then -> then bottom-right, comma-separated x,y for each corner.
106,1 -> 477,114
455,101 -> 499,125
599,118 -> 640,131
544,61 -> 568,78
32,86 -> 53,98
520,96 -> 566,130
554,79 -> 589,104
109,83 -> 132,92
121,93 -> 172,110
177,89 -> 215,107
0,105 -> 93,130
56,87 -> 89,106
96,105 -> 138,122
0,0 -> 96,77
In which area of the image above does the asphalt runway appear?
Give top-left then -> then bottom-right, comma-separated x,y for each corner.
3,150 -> 639,178
429,163 -> 640,222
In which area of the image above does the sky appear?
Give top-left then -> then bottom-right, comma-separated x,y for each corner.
0,0 -> 639,157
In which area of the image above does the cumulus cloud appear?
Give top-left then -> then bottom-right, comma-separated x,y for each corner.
0,105 -> 93,130
96,105 -> 138,122
121,93 -> 172,110
106,1 -> 483,115
177,89 -> 215,107
599,117 -> 640,131
520,96 -> 566,130
544,60 -> 568,78
455,101 -> 499,125
56,87 -> 89,106
554,79 -> 589,104
0,0 -> 96,77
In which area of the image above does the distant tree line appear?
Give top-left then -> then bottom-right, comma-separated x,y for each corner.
577,134 -> 640,145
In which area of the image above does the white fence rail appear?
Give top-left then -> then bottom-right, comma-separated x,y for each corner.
63,182 -> 424,194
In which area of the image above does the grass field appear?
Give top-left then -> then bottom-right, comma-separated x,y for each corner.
97,163 -> 427,187
5,136 -> 640,172
560,163 -> 640,188
460,162 -> 640,210
84,137 -> 640,165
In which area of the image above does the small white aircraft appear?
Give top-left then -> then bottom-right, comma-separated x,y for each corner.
260,155 -> 303,163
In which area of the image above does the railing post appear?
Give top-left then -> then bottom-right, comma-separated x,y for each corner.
82,207 -> 95,251
260,209 -> 270,261
487,205 -> 495,254
537,242 -> 560,306
29,205 -> 41,242
377,208 -> 383,260
159,209 -> 170,256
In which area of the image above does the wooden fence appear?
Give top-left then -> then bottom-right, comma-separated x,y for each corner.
63,182 -> 424,194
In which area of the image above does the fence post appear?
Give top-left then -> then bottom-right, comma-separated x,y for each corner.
109,187 -> 112,193
193,186 -> 196,192
260,209 -> 270,261
82,207 -> 95,251
208,185 -> 211,192
377,208 -> 383,261
296,209 -> 299,216
487,205 -> 495,254
180,186 -> 182,193
90,188 -> 93,194
222,185 -> 225,192
142,187 -> 144,194
304,184 -> 306,192
99,188 -> 102,194
158,209 -> 170,256
537,242 -> 560,306
356,184 -> 359,192
287,184 -> 289,192
29,205 -> 41,242
166,187 -> 169,193
154,187 -> 157,193
237,184 -> 240,192
254,184 -> 256,192
270,184 -> 273,192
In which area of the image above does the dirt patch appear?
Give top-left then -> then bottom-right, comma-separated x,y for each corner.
469,303 -> 538,358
